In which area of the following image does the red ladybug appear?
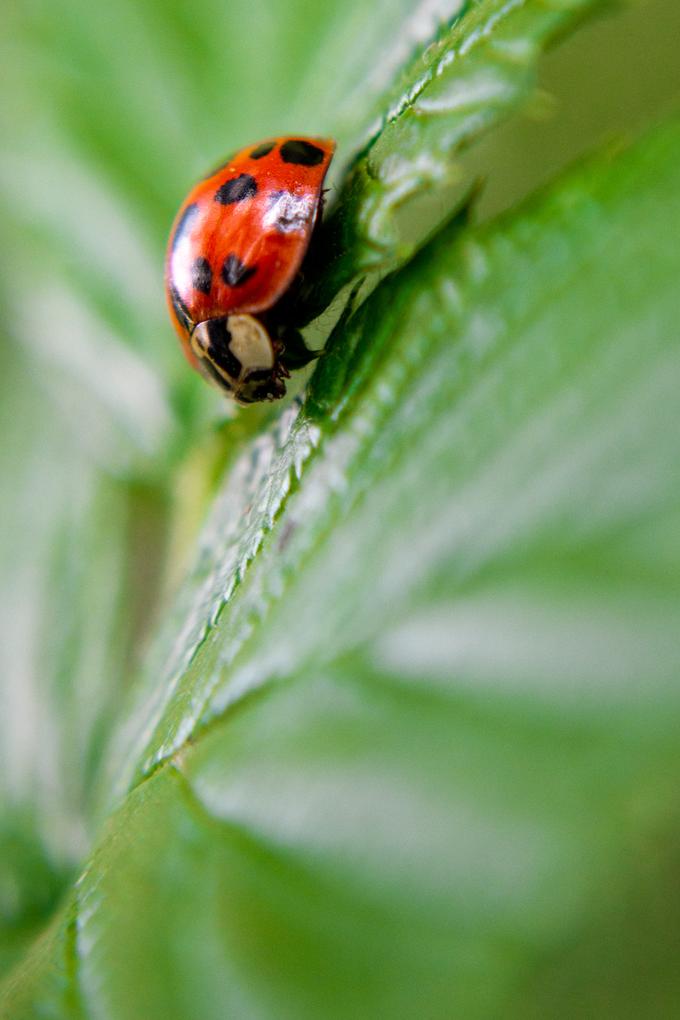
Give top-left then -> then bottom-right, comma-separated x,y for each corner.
165,136 -> 335,404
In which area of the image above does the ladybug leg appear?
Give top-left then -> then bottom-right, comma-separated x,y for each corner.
277,326 -> 322,371
270,337 -> 290,378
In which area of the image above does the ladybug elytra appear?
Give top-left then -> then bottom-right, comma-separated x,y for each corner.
165,136 -> 335,404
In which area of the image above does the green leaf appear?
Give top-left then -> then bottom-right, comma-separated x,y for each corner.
0,0 -> 472,970
2,0 -> 680,1012
0,349 -> 143,975
303,0 -> 607,318
11,115 -> 677,1017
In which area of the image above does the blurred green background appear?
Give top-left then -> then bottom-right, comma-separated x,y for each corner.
1,0 -> 680,1015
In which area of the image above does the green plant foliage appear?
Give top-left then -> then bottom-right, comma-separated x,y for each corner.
305,0 -> 605,316
7,114 -> 680,1017
2,0 -> 680,1014
0,0 -> 472,975
0,0 -> 610,910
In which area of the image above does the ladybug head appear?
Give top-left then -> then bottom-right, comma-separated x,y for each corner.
191,315 -> 286,404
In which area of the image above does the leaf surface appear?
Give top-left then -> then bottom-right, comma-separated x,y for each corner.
26,117 -> 679,1020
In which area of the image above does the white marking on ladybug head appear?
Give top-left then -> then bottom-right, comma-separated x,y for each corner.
190,320 -> 210,361
190,315 -> 282,403
227,314 -> 275,374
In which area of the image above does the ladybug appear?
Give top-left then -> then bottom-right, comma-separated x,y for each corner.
165,136 -> 335,404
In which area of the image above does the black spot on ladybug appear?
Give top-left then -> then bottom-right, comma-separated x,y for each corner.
191,256 -> 212,294
171,202 -> 199,252
214,173 -> 258,204
206,318 -> 243,378
250,141 -> 275,160
222,253 -> 257,287
279,140 -> 325,167
169,285 -> 193,334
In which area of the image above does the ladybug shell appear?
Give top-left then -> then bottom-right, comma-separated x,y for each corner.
165,136 -> 335,368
